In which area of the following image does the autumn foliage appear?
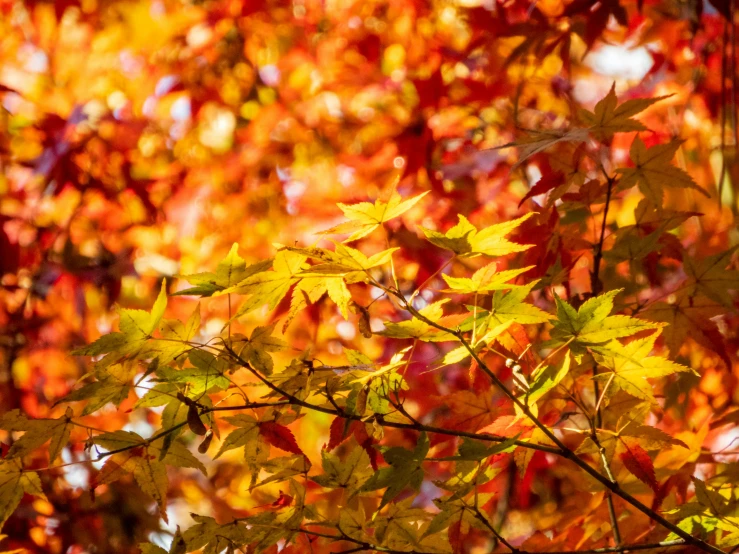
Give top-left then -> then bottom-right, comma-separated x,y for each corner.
1,1 -> 739,554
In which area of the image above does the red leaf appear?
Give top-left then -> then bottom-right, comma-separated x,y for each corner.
259,422 -> 305,457
448,520 -> 465,554
327,416 -> 351,451
620,443 -> 657,492
352,422 -> 380,470
271,491 -> 293,509
519,170 -> 565,207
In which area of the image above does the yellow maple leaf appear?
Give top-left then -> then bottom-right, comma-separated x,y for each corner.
320,190 -> 429,242
420,213 -> 533,258
616,137 -> 708,205
579,83 -> 669,138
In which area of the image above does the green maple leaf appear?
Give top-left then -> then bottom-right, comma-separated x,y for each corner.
615,137 -> 708,205
360,432 -> 429,510
0,407 -> 75,462
549,289 -> 662,352
526,351 -> 572,406
592,331 -> 696,405
437,320 -> 513,368
420,213 -> 533,258
457,281 -> 550,337
320,190 -> 429,242
488,280 -> 550,324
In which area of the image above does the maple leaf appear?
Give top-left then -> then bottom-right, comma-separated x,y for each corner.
174,244 -> 272,297
291,241 -> 398,276
578,422 -> 687,470
259,422 -> 304,457
643,294 -> 733,368
433,391 -> 504,432
320,190 -> 429,242
92,432 -> 205,520
311,439 -> 373,495
232,323 -> 287,374
0,459 -> 45,530
424,497 -> 489,546
615,137 -> 708,205
592,331 -> 696,405
0,407 -> 75,463
59,361 -> 138,415
155,350 -> 231,396
578,84 -> 669,138
72,281 -> 171,367
486,281 -> 550,325
373,498 -> 443,552
442,263 -> 533,294
549,289 -> 662,352
692,478 -> 731,517
286,274 -> 352,324
437,320 -> 513,368
420,214 -> 534,258
214,414 -> 263,459
496,128 -> 590,168
526,351 -> 572,407
93,433 -> 163,520
379,300 -> 457,342
519,170 -> 567,207
360,433 -> 430,510
338,505 -> 370,542
182,514 -> 252,554
226,250 -> 306,318
683,246 -> 739,308
619,442 -> 657,492
151,303 -> 202,365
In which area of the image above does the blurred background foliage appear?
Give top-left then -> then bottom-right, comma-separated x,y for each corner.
0,0 -> 737,552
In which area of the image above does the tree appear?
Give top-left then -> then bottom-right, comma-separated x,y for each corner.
0,1 -> 738,554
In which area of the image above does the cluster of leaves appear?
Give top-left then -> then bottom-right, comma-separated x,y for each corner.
1,1 -> 739,554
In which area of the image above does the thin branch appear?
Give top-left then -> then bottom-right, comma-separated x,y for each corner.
591,175 -> 615,296
472,505 -> 519,553
593,364 -> 622,546
378,284 -> 725,554
409,255 -> 456,304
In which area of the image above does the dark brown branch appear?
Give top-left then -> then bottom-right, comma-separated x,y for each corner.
382,286 -> 725,554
